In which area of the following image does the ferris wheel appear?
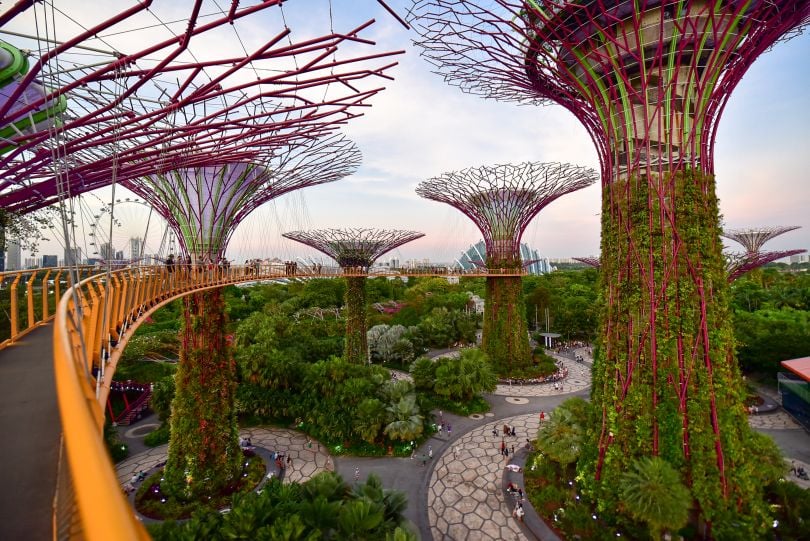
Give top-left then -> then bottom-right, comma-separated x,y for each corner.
88,197 -> 173,265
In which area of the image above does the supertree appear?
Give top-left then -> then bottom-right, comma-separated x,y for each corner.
126,135 -> 361,498
27,1 -> 397,499
409,0 -> 810,533
722,226 -> 801,254
416,162 -> 596,373
283,228 -> 424,363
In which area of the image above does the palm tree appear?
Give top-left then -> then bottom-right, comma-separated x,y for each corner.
434,348 -> 496,401
535,397 -> 589,467
337,499 -> 385,539
383,395 -> 423,442
354,398 -> 387,444
620,456 -> 692,540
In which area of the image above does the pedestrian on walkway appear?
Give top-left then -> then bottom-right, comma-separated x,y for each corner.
453,446 -> 458,459
539,411 -> 546,422
428,445 -> 433,459
511,444 -> 515,455
501,439 -> 506,454
354,467 -> 360,481
447,424 -> 452,436
421,454 -> 428,467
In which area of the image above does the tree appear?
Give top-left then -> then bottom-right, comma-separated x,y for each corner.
353,398 -> 387,444
535,398 -> 588,467
433,348 -> 496,401
383,394 -> 424,442
619,457 -> 692,540
409,357 -> 436,392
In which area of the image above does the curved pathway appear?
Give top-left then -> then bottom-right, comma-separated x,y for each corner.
493,357 -> 591,397
427,413 -> 540,541
116,427 -> 333,487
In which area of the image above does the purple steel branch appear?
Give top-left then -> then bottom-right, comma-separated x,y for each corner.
0,3 -> 403,212
722,226 -> 801,254
416,162 -> 596,264
282,228 -> 425,270
726,249 -> 807,282
128,133 -> 362,258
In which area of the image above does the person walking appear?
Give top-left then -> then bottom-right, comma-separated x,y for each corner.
354,467 -> 360,482
428,445 -> 433,459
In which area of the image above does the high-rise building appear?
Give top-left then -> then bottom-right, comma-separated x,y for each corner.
114,250 -> 124,260
63,247 -> 82,266
6,239 -> 21,271
99,242 -> 113,261
129,237 -> 142,261
24,257 -> 38,269
42,255 -> 58,267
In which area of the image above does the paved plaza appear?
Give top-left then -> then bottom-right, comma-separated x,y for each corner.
113,348 -> 810,540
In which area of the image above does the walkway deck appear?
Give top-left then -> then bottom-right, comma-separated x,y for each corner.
0,324 -> 57,541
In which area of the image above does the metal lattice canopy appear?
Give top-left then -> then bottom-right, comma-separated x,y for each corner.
0,1 -> 403,213
409,0 -> 810,179
416,162 -> 596,264
573,256 -> 600,269
130,133 -> 361,258
726,249 -> 806,282
722,226 -> 801,254
282,228 -> 425,270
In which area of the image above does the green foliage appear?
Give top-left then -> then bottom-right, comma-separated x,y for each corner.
536,398 -> 589,467
345,276 -> 369,364
433,348 -> 496,401
619,457 -> 692,540
144,423 -> 170,447
148,471 -> 412,540
482,275 -> 532,373
151,375 -> 176,422
409,357 -> 436,392
585,170 -> 770,534
104,423 -> 129,463
733,307 -> 810,375
164,289 -> 241,499
765,479 -> 810,540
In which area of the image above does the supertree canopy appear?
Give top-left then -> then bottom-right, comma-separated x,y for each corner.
417,162 -> 596,373
283,228 -> 424,363
573,256 -> 601,269
722,226 -> 801,254
132,134 -> 360,260
726,249 -> 806,282
410,0 -> 810,534
0,1 -> 402,213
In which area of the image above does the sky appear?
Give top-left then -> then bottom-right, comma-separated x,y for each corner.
10,1 -> 810,266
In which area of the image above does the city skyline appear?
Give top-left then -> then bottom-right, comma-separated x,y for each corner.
8,0 -> 809,266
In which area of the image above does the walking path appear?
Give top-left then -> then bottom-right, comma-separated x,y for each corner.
116,428 -> 333,488
114,344 -> 810,540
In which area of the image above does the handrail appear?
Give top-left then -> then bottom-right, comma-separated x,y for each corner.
0,266 -> 96,350
51,262 -> 528,539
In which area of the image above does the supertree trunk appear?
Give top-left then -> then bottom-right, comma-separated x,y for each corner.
481,260 -> 531,374
584,169 -> 766,531
344,275 -> 368,364
164,288 -> 241,499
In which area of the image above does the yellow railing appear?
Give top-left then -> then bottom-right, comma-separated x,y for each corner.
0,266 -> 96,350
51,262 -> 527,539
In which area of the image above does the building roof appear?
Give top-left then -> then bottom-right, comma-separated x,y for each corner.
781,357 -> 810,382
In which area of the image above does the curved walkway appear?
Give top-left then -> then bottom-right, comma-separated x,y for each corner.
427,413 -> 540,540
493,357 -> 591,397
116,428 -> 333,487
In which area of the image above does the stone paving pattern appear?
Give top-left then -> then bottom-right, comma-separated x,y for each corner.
428,413 -> 541,541
747,410 -> 802,430
493,357 -> 591,397
116,428 -> 332,487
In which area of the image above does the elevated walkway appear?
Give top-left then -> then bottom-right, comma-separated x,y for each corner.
0,324 -> 57,540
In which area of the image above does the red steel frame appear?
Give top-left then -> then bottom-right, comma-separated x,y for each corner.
0,1 -> 403,213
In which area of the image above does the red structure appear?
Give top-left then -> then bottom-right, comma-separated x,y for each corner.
726,250 -> 806,282
283,228 -> 424,364
0,2 -> 402,213
573,256 -> 600,269
416,162 -> 596,373
410,1 -> 810,533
